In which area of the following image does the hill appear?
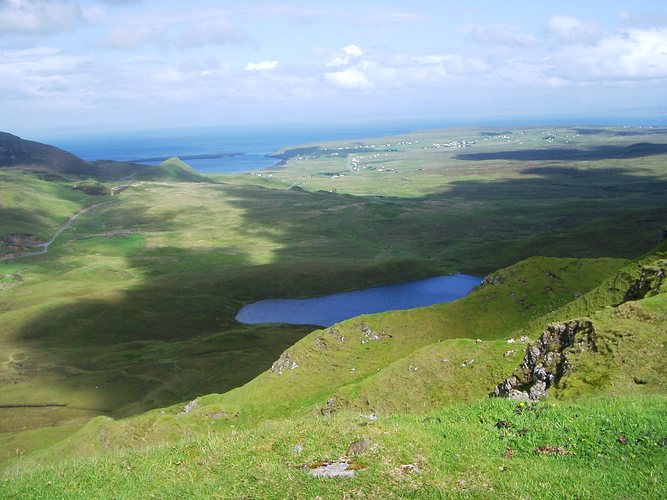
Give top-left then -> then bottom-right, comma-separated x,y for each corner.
133,157 -> 211,182
0,132 -> 98,176
1,243 -> 665,497
0,125 -> 665,496
0,132 -> 208,182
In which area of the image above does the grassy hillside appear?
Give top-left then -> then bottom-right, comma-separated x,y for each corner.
0,171 -> 97,254
1,126 -> 665,433
0,132 -> 95,176
0,126 -> 665,496
3,397 -> 665,498
2,245 -> 665,496
2,250 -> 657,469
0,131 -> 160,181
133,157 -> 210,182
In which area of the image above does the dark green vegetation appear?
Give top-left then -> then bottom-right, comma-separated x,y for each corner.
0,132 -> 94,176
0,126 -> 665,496
0,131 -> 209,182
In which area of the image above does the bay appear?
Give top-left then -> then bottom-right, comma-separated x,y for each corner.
37,120 -> 452,174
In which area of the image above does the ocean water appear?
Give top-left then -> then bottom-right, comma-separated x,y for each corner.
39,120 -> 453,174
36,116 -> 667,174
235,273 -> 481,327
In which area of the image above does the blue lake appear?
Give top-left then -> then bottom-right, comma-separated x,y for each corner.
235,274 -> 481,327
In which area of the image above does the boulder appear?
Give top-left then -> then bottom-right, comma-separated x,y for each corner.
492,319 -> 595,401
271,352 -> 298,375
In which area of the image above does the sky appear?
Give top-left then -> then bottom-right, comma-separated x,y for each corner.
2,0 -> 667,134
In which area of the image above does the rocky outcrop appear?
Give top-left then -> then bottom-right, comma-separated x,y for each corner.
177,398 -> 198,416
476,273 -> 504,289
493,319 -> 596,401
271,352 -> 298,375
623,264 -> 665,302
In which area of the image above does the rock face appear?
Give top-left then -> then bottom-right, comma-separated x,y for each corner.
271,352 -> 298,375
493,319 -> 595,401
623,264 -> 666,302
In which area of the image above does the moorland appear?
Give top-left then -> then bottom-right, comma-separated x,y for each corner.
0,125 -> 665,497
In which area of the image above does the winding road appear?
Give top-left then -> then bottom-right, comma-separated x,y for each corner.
0,202 -> 110,262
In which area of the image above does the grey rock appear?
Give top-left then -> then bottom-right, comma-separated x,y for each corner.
177,398 -> 198,416
271,352 -> 299,375
308,461 -> 359,478
493,319 -> 595,400
624,265 -> 666,302
508,390 -> 531,402
529,381 -> 548,400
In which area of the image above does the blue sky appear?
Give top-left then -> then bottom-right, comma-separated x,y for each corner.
2,0 -> 667,134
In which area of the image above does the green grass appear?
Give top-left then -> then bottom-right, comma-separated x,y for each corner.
1,251 -> 651,469
0,126 -> 666,489
0,171 -> 95,251
133,157 -> 210,183
2,396 -> 665,498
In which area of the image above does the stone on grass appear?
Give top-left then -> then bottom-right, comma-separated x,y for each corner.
307,461 -> 364,478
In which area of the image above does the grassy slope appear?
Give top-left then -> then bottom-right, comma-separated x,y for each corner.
133,157 -> 210,182
0,254 -> 629,467
0,126 -> 666,494
0,171 -> 95,250
2,399 -> 665,498
2,245 -> 665,497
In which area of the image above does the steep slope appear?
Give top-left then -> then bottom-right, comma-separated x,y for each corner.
0,132 -> 97,176
0,255 -> 627,466
2,248 -> 666,498
0,131 -> 150,180
329,244 -> 666,413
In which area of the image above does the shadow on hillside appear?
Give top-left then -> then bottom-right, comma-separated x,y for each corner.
573,128 -> 667,137
7,160 -> 667,427
455,142 -> 667,162
0,207 -> 57,237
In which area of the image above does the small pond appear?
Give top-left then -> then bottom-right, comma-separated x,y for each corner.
235,274 -> 481,327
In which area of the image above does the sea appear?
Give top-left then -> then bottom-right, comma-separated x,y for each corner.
35,115 -> 667,174
36,121 -> 450,174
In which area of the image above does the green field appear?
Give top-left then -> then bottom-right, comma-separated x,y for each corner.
0,126 -> 666,496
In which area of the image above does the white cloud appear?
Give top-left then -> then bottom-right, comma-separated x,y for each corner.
325,68 -> 373,90
344,44 -> 363,57
553,28 -> 667,81
0,46 -> 99,110
0,0 -> 83,36
545,14 -> 601,44
326,44 -> 363,67
245,60 -> 278,71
